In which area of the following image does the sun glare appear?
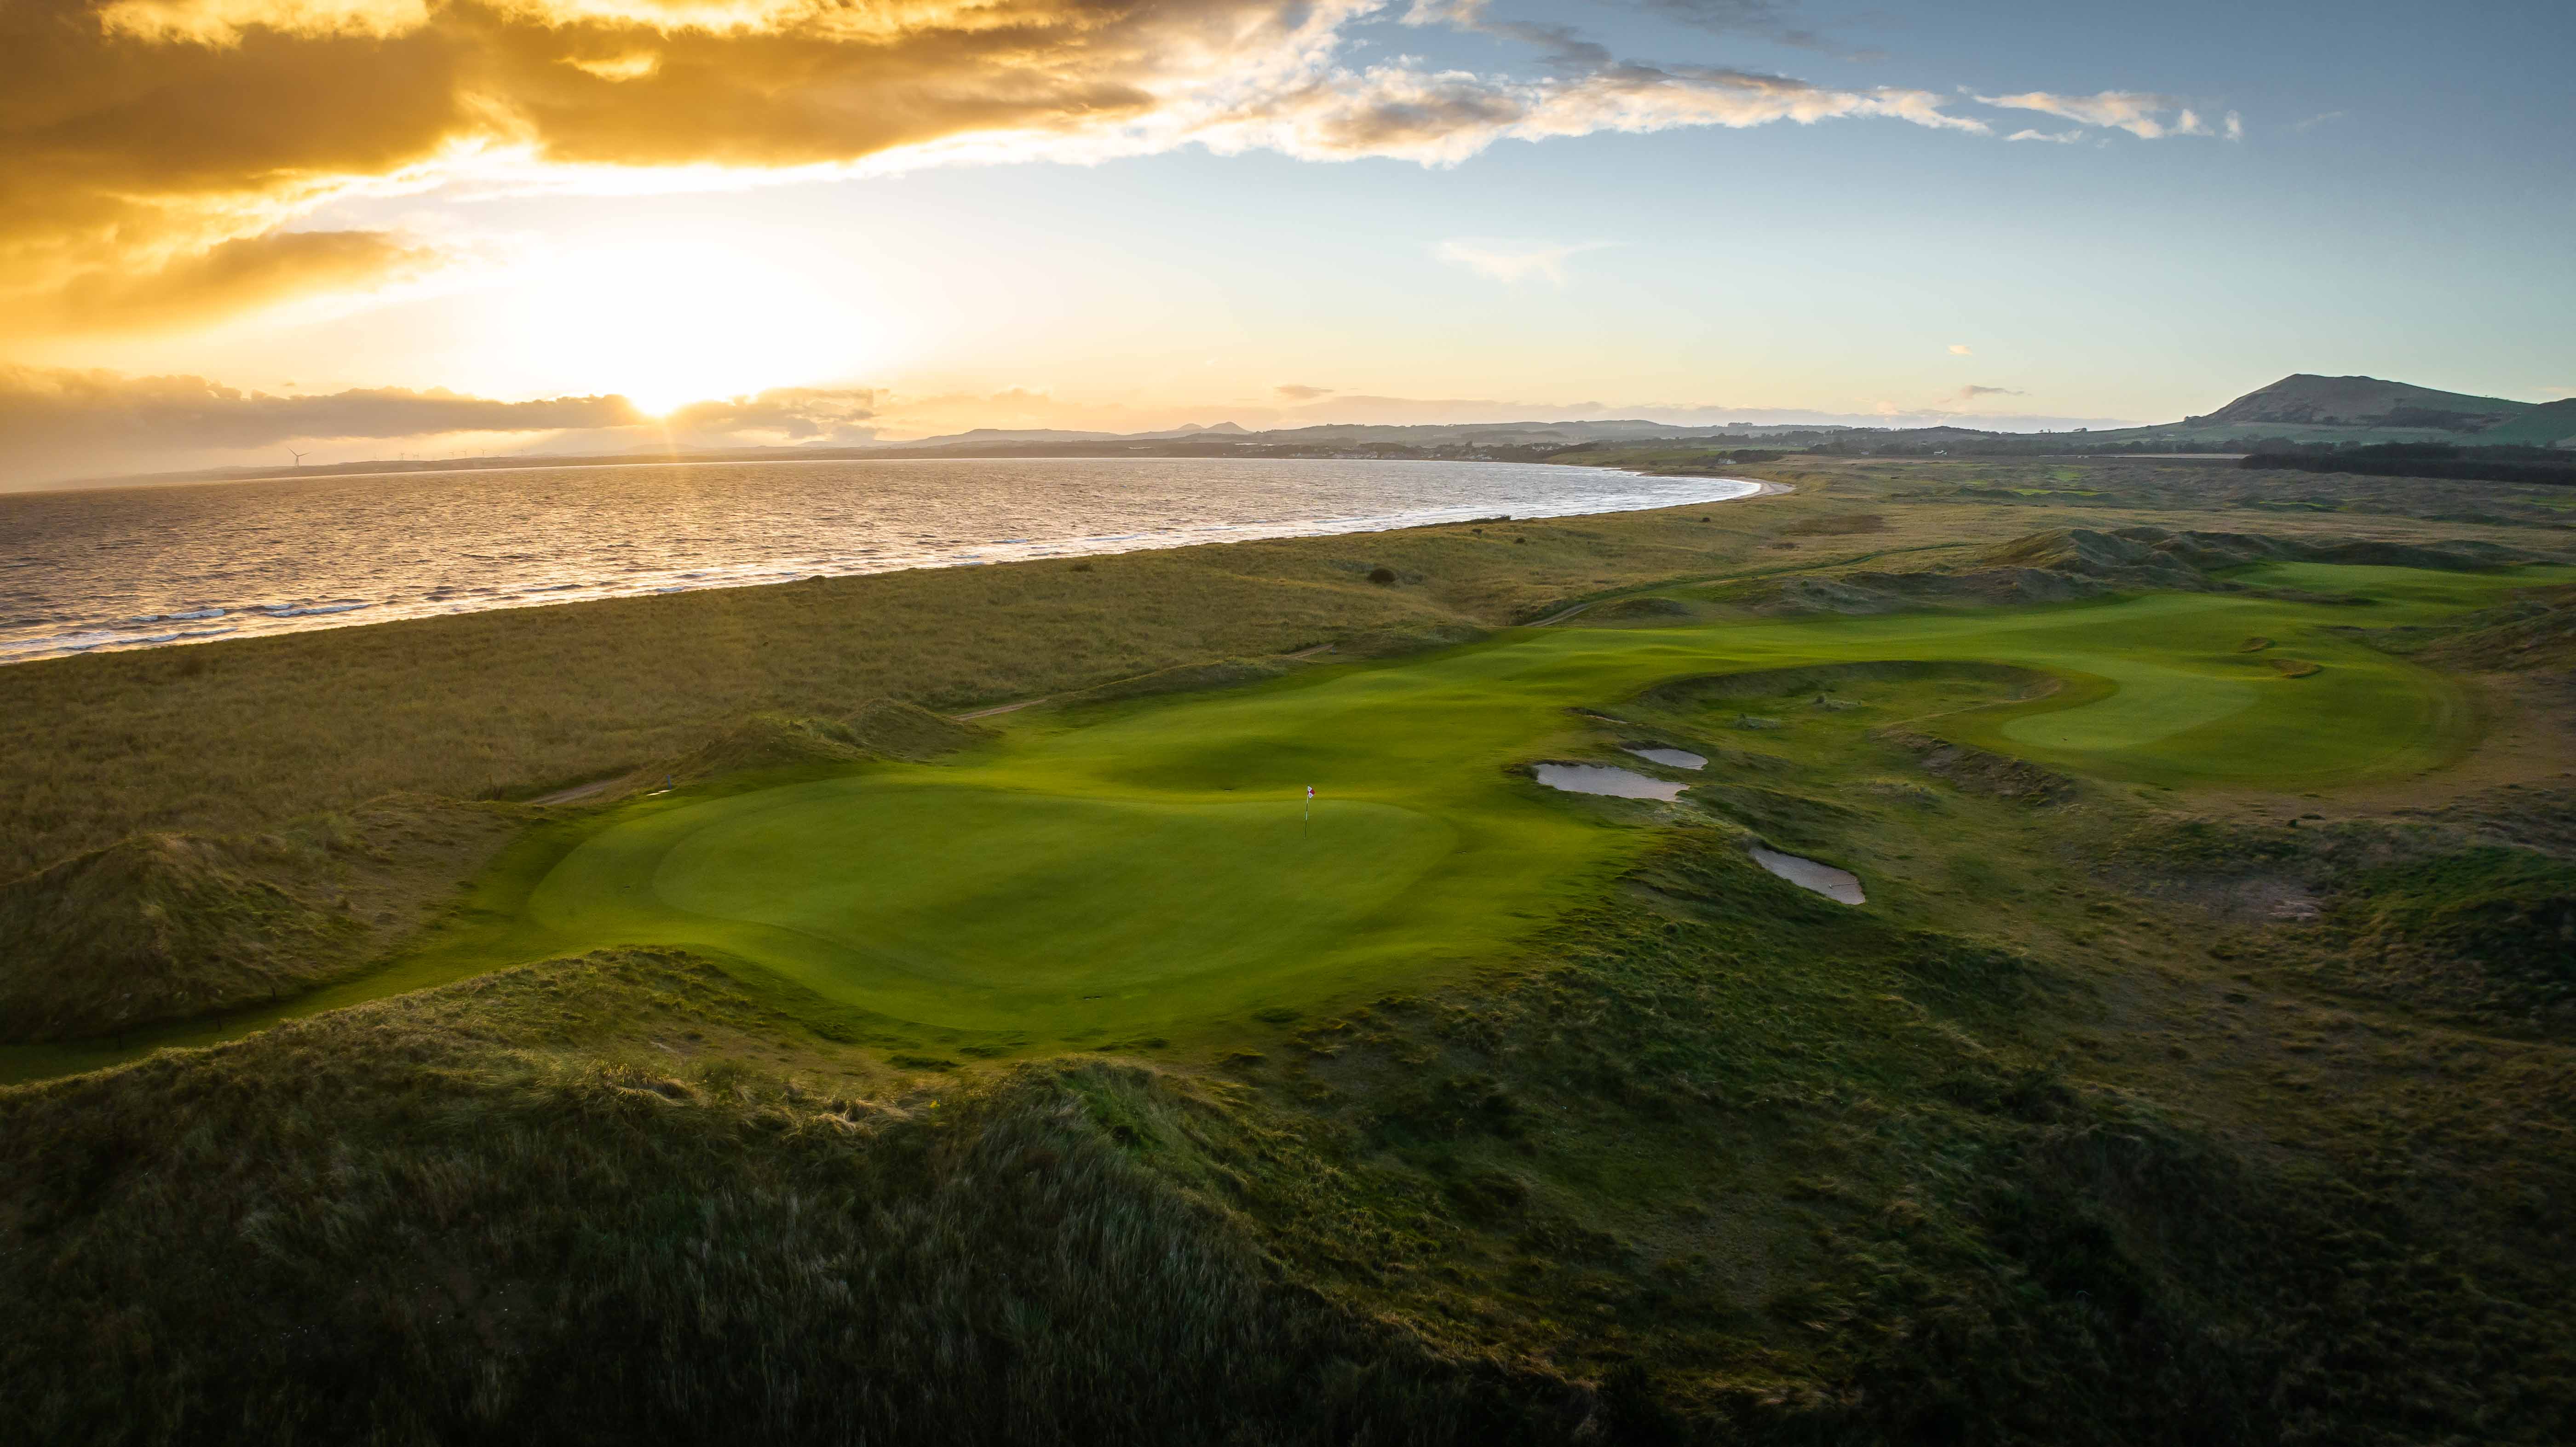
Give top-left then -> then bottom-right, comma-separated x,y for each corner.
506,238 -> 873,417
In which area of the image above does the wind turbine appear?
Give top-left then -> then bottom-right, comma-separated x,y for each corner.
288,449 -> 307,468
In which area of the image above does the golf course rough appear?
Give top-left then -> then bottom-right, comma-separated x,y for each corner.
7,560 -> 2562,1076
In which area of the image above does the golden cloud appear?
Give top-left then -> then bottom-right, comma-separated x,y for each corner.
0,363 -> 646,484
2,0 -> 1995,341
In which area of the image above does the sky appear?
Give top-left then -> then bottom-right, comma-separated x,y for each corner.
1,0 -> 2570,485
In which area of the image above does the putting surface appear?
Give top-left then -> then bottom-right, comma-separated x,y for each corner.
529,783 -> 1461,1028
8,560 -> 2559,1078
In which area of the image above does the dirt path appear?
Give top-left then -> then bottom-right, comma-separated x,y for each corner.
531,775 -> 627,807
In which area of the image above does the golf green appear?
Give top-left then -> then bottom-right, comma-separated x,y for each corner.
527,783 -> 1462,1027
8,561 -> 2561,1078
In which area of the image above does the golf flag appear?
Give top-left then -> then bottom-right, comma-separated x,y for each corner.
1305,785 -> 1313,824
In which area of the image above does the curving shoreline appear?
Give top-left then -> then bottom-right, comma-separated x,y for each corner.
0,458 -> 1766,667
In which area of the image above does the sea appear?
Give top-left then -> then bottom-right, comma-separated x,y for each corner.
0,457 -> 1763,665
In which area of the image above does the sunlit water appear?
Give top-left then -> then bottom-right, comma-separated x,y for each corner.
0,457 -> 1761,665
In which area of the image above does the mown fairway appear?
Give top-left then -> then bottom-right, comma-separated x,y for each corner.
10,562 -> 2559,1074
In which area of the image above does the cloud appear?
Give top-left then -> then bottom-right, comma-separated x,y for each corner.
0,364 -> 643,485
1949,344 -> 1973,356
0,0 -> 2016,339
662,386 -> 878,443
16,231 -> 455,337
2004,128 -> 2085,144
1407,0 -> 1613,72
1955,384 -> 2023,400
1975,90 -> 2222,141
1635,0 -> 1831,50
1273,383 -> 1336,401
2224,110 -> 2243,141
1434,239 -> 1610,284
2293,110 -> 2345,132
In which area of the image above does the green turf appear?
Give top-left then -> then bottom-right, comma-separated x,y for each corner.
10,562 -> 2562,1078
528,783 -> 1468,1031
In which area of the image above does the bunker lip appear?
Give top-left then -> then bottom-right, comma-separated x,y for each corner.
1531,763 -> 1687,801
1750,845 -> 1866,905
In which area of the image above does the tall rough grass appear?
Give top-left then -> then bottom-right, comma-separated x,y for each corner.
0,953 -> 1570,1446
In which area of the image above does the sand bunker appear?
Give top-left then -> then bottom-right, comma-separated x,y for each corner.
1534,764 -> 1686,801
1624,746 -> 1708,771
1750,846 -> 1866,905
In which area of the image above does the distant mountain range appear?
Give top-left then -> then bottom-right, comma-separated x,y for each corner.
872,417 -> 1835,452
70,374 -> 2575,490
874,376 -> 2575,454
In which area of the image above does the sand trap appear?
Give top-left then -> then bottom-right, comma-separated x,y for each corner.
1624,746 -> 1707,771
1534,764 -> 1686,801
1751,846 -> 1865,905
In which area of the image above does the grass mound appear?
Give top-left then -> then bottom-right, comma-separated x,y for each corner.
844,697 -> 994,759
0,835 -> 362,1041
2415,584 -> 2576,672
0,799 -> 523,1042
664,713 -> 875,781
1061,656 -> 1291,706
2322,848 -> 2576,1028
1882,729 -> 2081,803
1639,658 -> 2055,707
2238,636 -> 2274,652
0,952 -> 1560,1447
1591,596 -> 1695,623
1750,528 -> 2553,621
2269,658 -> 2322,678
1334,622 -> 1490,657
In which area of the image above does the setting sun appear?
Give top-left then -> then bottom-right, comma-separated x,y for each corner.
503,237 -> 875,415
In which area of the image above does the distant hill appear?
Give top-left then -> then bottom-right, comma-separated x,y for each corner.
2190,374 -> 2530,432
1243,419 -> 1699,445
2475,396 -> 2576,447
